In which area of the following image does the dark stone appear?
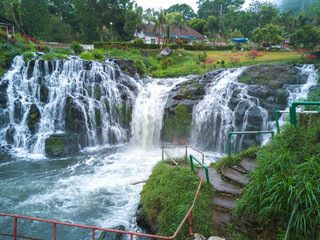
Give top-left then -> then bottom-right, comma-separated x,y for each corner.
247,85 -> 269,100
83,61 -> 92,70
98,225 -> 125,240
112,59 -> 137,78
27,104 -> 41,134
27,60 -> 36,78
14,99 -> 24,122
244,106 -> 263,131
45,133 -> 79,157
0,79 -> 9,108
40,85 -> 49,103
136,206 -> 158,234
5,124 -> 16,144
274,89 -> 289,109
64,96 -> 88,147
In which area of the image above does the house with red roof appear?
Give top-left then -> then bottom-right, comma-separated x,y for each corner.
137,24 -> 204,45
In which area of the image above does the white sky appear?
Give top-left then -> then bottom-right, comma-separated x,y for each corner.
134,0 -> 272,12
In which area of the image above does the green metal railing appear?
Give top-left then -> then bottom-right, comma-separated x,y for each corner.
189,154 -> 210,184
275,107 -> 320,133
289,102 -> 320,128
228,131 -> 274,156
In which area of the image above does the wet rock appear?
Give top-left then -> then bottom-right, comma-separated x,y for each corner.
112,59 -> 137,78
5,124 -> 16,144
27,103 -> 41,134
45,133 -> 79,157
40,85 -> 49,103
98,225 -> 125,240
64,96 -> 88,147
14,99 -> 23,122
0,79 -> 9,108
244,106 -> 263,131
27,60 -> 36,78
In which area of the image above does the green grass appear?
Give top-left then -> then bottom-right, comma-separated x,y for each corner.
140,161 -> 215,239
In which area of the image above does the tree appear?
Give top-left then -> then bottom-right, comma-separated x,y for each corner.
152,9 -> 167,46
197,0 -> 245,20
21,0 -> 50,38
188,18 -> 207,35
167,4 -> 196,21
168,13 -> 187,40
252,24 -> 285,45
290,24 -> 320,50
125,6 -> 145,39
143,8 -> 158,24
204,16 -> 219,44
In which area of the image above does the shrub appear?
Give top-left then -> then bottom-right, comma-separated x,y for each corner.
80,52 -> 94,60
71,41 -> 83,54
22,51 -> 34,63
133,38 -> 145,49
134,59 -> 146,76
91,49 -> 104,60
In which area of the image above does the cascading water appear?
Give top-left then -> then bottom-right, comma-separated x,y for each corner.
130,78 -> 186,148
190,65 -> 318,153
0,56 -> 139,157
0,57 -> 318,239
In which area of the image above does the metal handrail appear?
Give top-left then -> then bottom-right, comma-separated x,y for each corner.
0,179 -> 204,240
161,145 -> 205,164
160,146 -> 179,166
190,154 -> 210,184
228,131 -> 274,156
289,102 -> 320,128
275,107 -> 320,133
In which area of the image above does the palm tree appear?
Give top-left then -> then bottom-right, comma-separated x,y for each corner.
152,9 -> 167,46
169,13 -> 187,41
125,6 -> 145,39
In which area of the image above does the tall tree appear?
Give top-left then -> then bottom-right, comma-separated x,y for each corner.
21,0 -> 50,38
252,24 -> 285,45
168,13 -> 187,40
152,9 -> 167,45
204,15 -> 219,44
290,24 -> 320,50
143,8 -> 158,24
124,6 -> 145,39
277,0 -> 316,14
167,4 -> 196,21
188,18 -> 207,35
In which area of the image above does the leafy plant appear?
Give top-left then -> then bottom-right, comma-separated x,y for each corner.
236,123 -> 320,238
22,51 -> 34,63
71,41 -> 83,54
133,38 -> 145,49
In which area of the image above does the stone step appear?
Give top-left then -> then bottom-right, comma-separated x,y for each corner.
229,165 -> 248,174
212,195 -> 236,211
239,158 -> 257,172
212,209 -> 231,227
198,168 -> 242,196
220,166 -> 249,185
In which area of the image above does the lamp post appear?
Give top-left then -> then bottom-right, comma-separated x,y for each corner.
110,22 -> 113,42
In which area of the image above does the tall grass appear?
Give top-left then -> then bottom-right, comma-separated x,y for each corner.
236,123 -> 320,239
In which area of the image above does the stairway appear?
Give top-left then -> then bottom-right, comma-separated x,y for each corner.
197,158 -> 257,230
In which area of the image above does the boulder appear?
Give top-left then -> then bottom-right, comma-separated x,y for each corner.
44,133 -> 79,157
14,99 -> 24,122
160,47 -> 172,58
27,104 -> 41,134
40,85 -> 49,103
5,124 -> 16,144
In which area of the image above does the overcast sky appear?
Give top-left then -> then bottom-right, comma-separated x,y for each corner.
134,0 -> 272,12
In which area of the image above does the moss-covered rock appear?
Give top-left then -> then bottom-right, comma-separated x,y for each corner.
27,103 -> 41,134
40,85 -> 49,103
45,133 -> 79,157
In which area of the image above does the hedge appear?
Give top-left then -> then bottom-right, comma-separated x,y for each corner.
182,44 -> 234,51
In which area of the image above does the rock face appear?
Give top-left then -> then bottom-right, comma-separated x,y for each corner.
162,63 -> 317,152
98,225 -> 125,240
27,103 -> 41,134
160,47 -> 172,58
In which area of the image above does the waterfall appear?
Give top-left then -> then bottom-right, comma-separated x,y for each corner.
190,65 -> 318,153
0,56 -> 140,156
130,77 -> 187,149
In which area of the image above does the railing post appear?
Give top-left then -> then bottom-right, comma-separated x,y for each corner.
189,210 -> 193,235
14,216 -> 17,240
190,155 -> 194,171
185,146 -> 188,161
161,147 -> 164,161
53,223 -> 56,240
275,110 -> 280,134
228,132 -> 233,156
92,229 -> 95,240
